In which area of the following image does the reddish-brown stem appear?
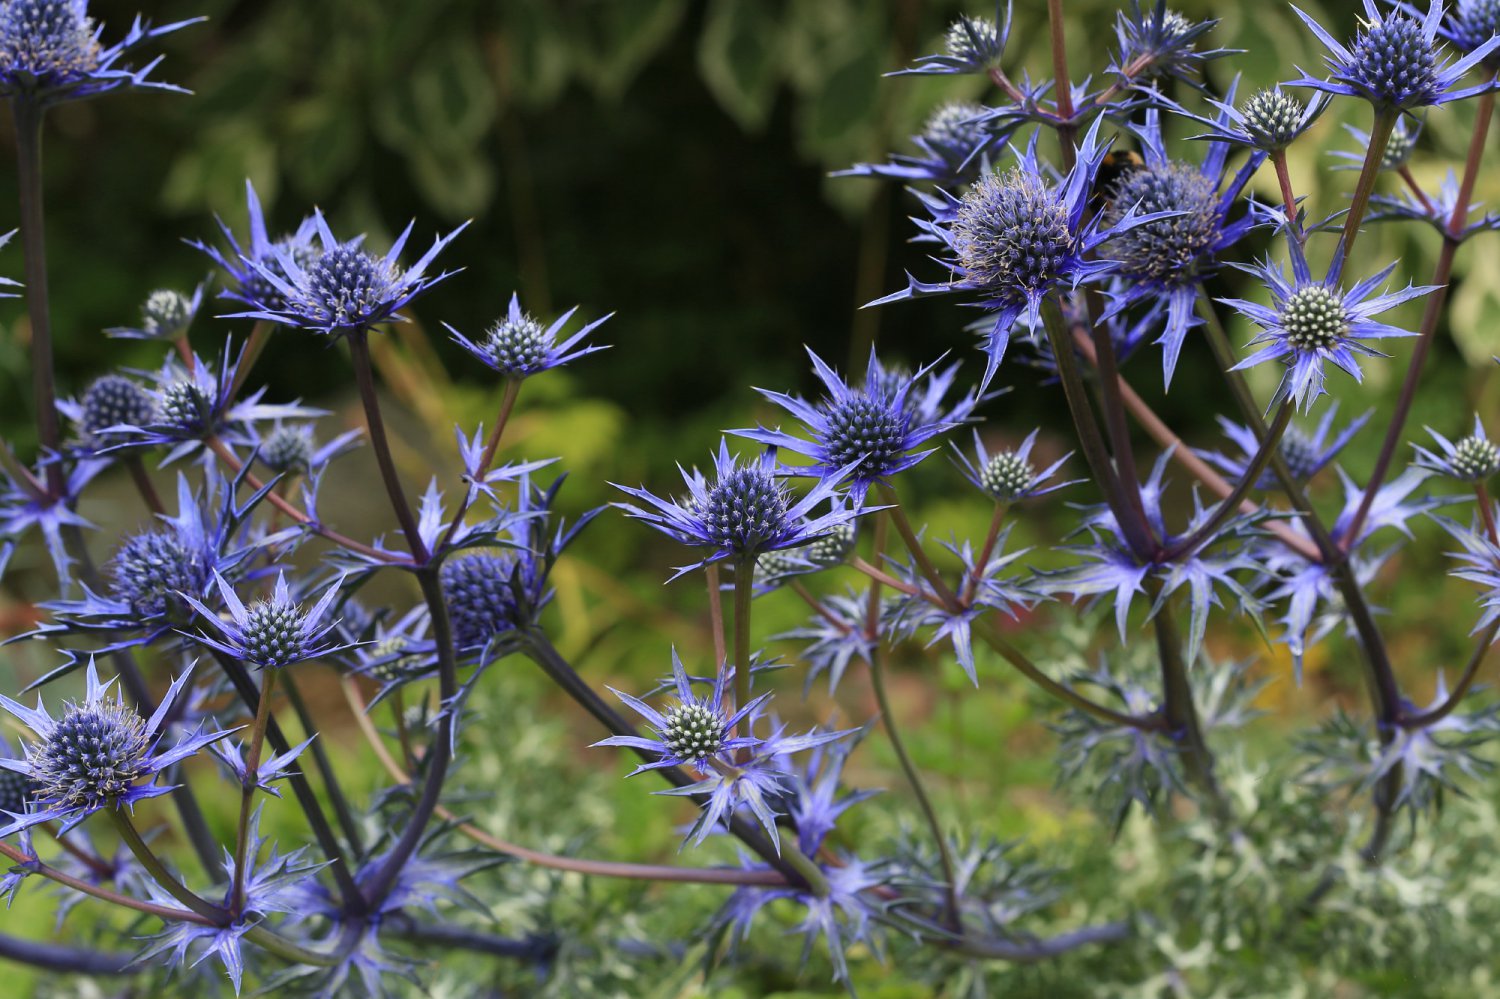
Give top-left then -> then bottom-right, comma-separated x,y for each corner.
1399,620 -> 1500,729
1272,150 -> 1305,243
1480,484 -> 1499,544
41,825 -> 112,878
0,840 -> 213,925
790,577 -> 852,633
340,677 -> 787,886
849,555 -> 935,603
205,436 -> 401,563
1397,165 -> 1436,216
705,562 -> 728,669
961,504 -> 1006,606
1046,0 -> 1077,170
1070,331 -> 1323,562
1343,87 -> 1496,549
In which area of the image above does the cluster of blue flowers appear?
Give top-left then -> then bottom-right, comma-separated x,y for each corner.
0,0 -> 1497,993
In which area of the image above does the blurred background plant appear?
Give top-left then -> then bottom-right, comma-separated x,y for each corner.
3,0 -> 1500,994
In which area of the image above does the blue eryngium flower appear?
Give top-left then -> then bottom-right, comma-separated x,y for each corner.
0,660 -> 230,836
1100,106 -> 1260,386
104,284 -> 204,341
1221,246 -> 1432,412
1200,403 -> 1371,488
191,179 -> 319,314
888,3 -> 1011,76
101,344 -> 323,464
1414,415 -> 1500,482
445,292 -> 611,380
183,571 -> 347,670
136,804 -> 320,995
613,438 -> 862,579
597,650 -> 850,849
871,120 -> 1165,386
1432,0 -> 1500,66
952,428 -> 1076,504
835,101 -> 1010,187
1109,1 -> 1230,87
0,452 -> 102,587
229,210 -> 468,335
63,373 -> 156,449
0,0 -> 202,106
1289,1 -> 1500,110
1370,168 -> 1500,239
733,348 -> 958,501
1182,85 -> 1331,152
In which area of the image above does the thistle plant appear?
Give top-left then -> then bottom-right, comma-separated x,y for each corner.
1,0 -> 1499,995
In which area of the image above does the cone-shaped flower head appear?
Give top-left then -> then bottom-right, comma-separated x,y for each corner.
1289,1 -> 1500,110
733,348 -> 960,502
613,437 -> 865,579
446,292 -> 611,380
439,552 -> 518,650
0,660 -> 230,835
1414,415 -> 1500,482
0,0 -> 200,105
109,527 -> 209,620
229,210 -> 468,336
79,374 -> 155,443
182,572 -> 347,670
1222,243 -> 1432,412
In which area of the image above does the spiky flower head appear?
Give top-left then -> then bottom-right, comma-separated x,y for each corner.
1105,163 -> 1221,283
0,1 -> 96,77
157,377 -> 211,435
1277,427 -> 1322,480
260,424 -> 313,474
1111,2 -> 1223,84
0,661 -> 228,836
889,3 -> 1012,76
945,15 -> 1003,67
957,169 -> 1073,300
1451,435 -> 1500,480
662,701 -> 727,762
448,293 -> 610,381
873,120 -> 1144,386
1384,117 -> 1420,168
30,696 -> 149,809
1280,285 -> 1347,351
182,572 -> 348,671
240,599 -> 312,669
109,528 -> 208,620
1351,13 -> 1437,104
1289,1 -> 1500,110
138,289 -> 196,340
1446,0 -> 1500,61
367,635 -> 426,684
229,210 -> 468,336
0,1 -> 199,105
755,522 -> 856,585
1241,89 -> 1307,149
79,374 -> 155,442
440,552 -> 518,650
1223,247 -> 1431,412
615,437 -> 864,579
1414,416 -> 1500,482
191,180 -> 320,315
923,101 -> 989,156
980,451 -> 1034,501
954,428 -> 1076,505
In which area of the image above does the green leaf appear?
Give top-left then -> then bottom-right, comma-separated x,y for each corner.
697,0 -> 785,130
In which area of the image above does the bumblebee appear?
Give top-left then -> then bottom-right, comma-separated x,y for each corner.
1089,148 -> 1145,215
